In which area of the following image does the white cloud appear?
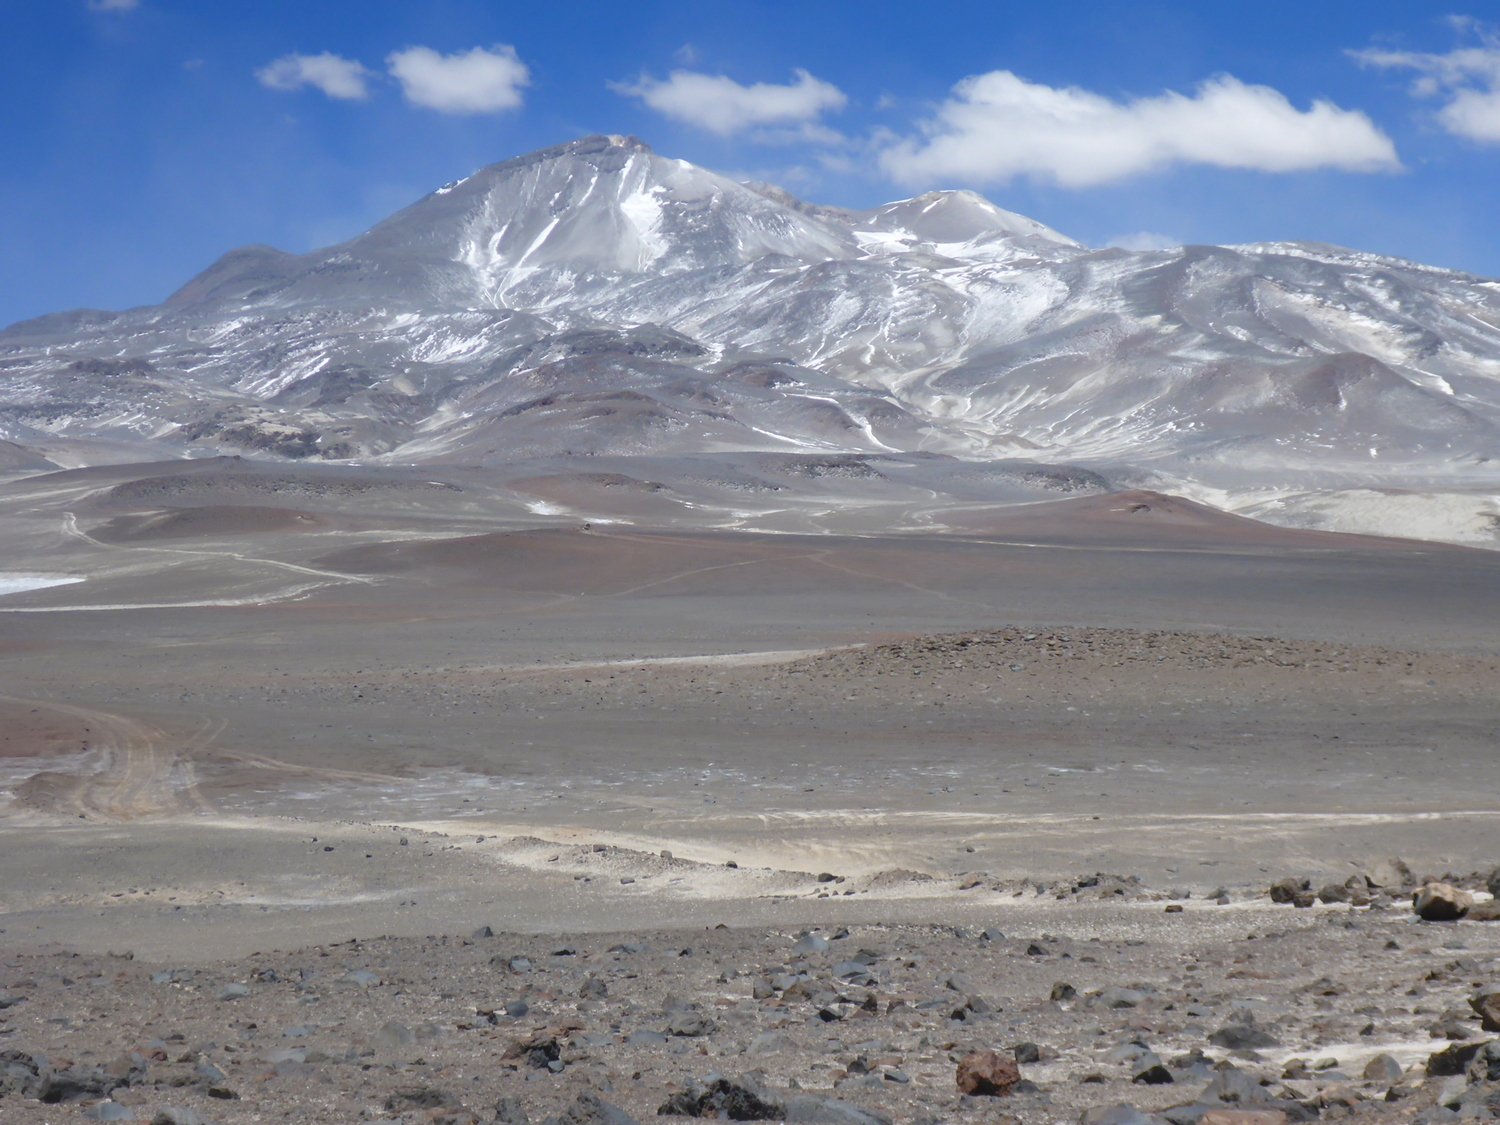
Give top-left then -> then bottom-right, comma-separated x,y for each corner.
615,68 -> 847,137
257,53 -> 371,101
386,45 -> 529,114
1108,232 -> 1182,252
880,71 -> 1399,188
1354,33 -> 1500,144
87,0 -> 139,10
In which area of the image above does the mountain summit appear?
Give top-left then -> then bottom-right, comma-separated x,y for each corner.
170,134 -> 1076,312
5,135 -> 1500,544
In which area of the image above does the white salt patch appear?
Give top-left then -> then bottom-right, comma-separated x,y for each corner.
0,573 -> 83,597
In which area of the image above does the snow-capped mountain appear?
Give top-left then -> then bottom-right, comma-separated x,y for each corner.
5,133 -> 1500,543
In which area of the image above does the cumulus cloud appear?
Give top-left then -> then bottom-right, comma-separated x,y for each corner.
256,53 -> 372,100
615,68 -> 847,137
87,0 -> 139,10
880,71 -> 1399,188
386,45 -> 529,114
1354,29 -> 1500,144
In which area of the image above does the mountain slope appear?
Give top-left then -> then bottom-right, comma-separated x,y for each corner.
4,134 -> 1500,544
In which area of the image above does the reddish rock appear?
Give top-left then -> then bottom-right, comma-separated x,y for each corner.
956,1050 -> 1021,1096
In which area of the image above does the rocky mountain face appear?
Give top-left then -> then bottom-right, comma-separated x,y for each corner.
5,134 -> 1500,542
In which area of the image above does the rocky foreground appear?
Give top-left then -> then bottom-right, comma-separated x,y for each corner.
3,865 -> 1500,1125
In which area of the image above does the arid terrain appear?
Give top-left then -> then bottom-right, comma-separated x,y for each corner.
1,458 -> 1499,1123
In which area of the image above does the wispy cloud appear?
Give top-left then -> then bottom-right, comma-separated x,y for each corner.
256,53 -> 372,101
1108,232 -> 1182,252
1354,23 -> 1500,144
880,71 -> 1400,188
87,0 -> 139,11
386,45 -> 530,114
615,69 -> 846,138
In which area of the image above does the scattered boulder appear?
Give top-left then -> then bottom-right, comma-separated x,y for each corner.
666,1010 -> 713,1037
580,976 -> 609,1000
1467,900 -> 1500,922
791,934 -> 830,955
1268,877 -> 1308,905
1198,1063 -> 1270,1105
1426,1040 -> 1491,1077
1414,883 -> 1473,922
504,1035 -> 562,1070
658,1075 -> 786,1120
1469,1040 -> 1500,1083
1367,858 -> 1413,889
386,1086 -> 453,1112
1362,1054 -> 1403,1083
956,1049 -> 1021,1096
496,1096 -> 530,1125
1208,1025 -> 1280,1051
1134,1054 -> 1174,1085
562,1092 -> 642,1125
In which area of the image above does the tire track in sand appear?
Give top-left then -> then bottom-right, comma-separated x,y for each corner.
0,697 -> 213,821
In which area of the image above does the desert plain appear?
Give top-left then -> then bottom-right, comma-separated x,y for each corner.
0,456 -> 1498,1123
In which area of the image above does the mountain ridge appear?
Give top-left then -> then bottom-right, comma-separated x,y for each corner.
4,133 -> 1500,545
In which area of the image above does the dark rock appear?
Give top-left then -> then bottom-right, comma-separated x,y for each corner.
386,1086 -> 453,1111
1316,883 -> 1351,904
1427,1040 -> 1491,1077
497,1096 -> 531,1125
34,1064 -> 122,1104
1197,1064 -> 1269,1105
1134,1054 -> 1174,1085
472,925 -> 495,938
1268,877 -> 1307,904
1362,1054 -> 1403,1083
1051,982 -> 1078,1002
657,1075 -> 786,1120
791,934 -> 830,955
667,1011 -> 713,1037
506,1035 -> 562,1070
1208,1025 -> 1280,1051
1466,1041 -> 1500,1083
956,1049 -> 1021,1096
1472,986 -> 1500,1033
562,1092 -> 642,1125
1014,1042 -> 1042,1064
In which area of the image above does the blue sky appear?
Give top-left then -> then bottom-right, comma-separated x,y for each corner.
5,1 -> 1500,327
